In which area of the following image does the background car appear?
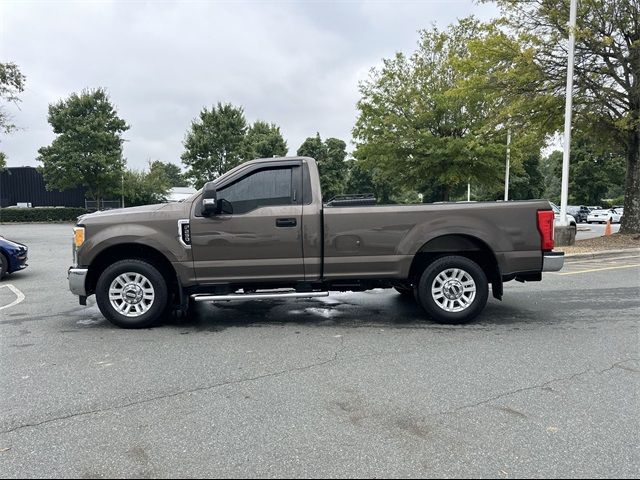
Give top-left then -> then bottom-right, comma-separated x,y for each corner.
587,208 -> 621,224
0,235 -> 29,279
550,202 -> 577,229
567,205 -> 590,223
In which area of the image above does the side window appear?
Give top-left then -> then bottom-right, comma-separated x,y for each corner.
218,167 -> 293,215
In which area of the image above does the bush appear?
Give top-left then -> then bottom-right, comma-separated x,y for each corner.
0,207 -> 88,223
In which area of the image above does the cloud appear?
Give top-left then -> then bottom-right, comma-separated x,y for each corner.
0,0 -> 498,170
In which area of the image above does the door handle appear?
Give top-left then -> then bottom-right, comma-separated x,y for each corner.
276,218 -> 297,227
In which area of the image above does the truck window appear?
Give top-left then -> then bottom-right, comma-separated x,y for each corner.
217,167 -> 293,214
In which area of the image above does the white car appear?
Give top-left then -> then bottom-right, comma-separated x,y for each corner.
549,203 -> 577,228
587,208 -> 621,224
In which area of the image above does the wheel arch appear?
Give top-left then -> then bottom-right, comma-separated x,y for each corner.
408,234 -> 502,300
86,243 -> 178,298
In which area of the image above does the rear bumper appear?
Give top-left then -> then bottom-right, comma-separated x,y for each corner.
543,251 -> 564,272
68,267 -> 88,296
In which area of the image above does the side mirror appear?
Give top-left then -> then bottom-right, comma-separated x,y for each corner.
201,182 -> 217,216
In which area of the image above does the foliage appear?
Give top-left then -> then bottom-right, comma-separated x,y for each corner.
297,133 -> 348,201
246,121 -> 288,159
0,207 -> 87,223
149,160 -> 187,187
123,161 -> 171,207
481,0 -> 640,231
353,18 -> 520,202
37,88 -> 129,203
181,103 -> 249,189
0,62 -> 26,168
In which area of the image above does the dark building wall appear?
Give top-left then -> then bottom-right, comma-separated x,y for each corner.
0,167 -> 86,208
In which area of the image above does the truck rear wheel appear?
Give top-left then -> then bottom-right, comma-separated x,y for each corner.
416,255 -> 488,324
96,259 -> 169,329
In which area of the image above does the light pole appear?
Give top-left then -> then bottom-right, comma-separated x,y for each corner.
504,127 -> 511,201
560,0 -> 578,225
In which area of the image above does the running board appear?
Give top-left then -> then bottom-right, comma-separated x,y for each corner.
191,291 -> 329,302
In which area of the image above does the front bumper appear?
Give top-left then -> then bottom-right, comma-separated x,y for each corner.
543,251 -> 564,272
68,267 -> 88,296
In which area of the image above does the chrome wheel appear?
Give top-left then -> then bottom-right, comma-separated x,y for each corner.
109,272 -> 155,317
431,268 -> 476,313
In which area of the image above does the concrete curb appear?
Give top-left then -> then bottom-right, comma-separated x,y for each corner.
564,248 -> 640,262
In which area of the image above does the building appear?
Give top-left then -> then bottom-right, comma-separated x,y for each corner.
0,167 -> 86,208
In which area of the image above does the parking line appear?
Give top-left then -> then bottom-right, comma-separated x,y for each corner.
0,284 -> 26,311
558,264 -> 640,276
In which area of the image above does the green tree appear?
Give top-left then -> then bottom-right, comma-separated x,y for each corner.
540,150 -> 563,203
123,161 -> 171,206
1,62 -> 26,168
478,0 -> 640,232
297,133 -> 348,201
181,103 -> 249,188
510,152 -> 545,200
353,19 -> 512,202
37,88 -> 129,203
246,121 -> 288,159
149,160 -> 187,187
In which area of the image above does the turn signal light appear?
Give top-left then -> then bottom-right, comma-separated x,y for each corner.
74,227 -> 85,248
537,210 -> 554,251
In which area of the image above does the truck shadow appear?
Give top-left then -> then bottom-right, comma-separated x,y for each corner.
161,293 -> 548,332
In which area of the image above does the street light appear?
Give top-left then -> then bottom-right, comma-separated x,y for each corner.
560,0 -> 578,225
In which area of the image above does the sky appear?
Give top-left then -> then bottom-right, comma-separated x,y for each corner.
0,0 -> 499,171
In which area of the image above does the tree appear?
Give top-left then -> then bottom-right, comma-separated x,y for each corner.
1,62 -> 26,167
297,133 -> 348,201
510,152 -> 545,200
181,103 -> 249,188
37,88 -> 129,203
149,160 -> 187,187
481,0 -> 640,232
353,19 -> 513,202
246,121 -> 288,159
123,161 -> 171,206
541,150 -> 563,203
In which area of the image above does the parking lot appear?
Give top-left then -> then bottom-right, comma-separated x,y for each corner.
1,223 -> 639,478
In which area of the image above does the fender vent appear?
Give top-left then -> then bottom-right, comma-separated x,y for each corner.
178,219 -> 191,246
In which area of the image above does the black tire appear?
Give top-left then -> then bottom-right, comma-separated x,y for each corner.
394,285 -> 415,298
415,255 -> 489,325
0,252 -> 8,279
96,259 -> 169,329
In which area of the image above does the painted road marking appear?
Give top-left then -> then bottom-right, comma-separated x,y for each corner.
557,264 -> 640,276
0,284 -> 26,311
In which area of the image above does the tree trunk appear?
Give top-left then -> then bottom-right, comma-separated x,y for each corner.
619,128 -> 640,234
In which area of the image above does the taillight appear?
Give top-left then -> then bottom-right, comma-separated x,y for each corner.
537,210 -> 554,251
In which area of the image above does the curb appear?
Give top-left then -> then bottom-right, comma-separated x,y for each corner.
564,248 -> 640,262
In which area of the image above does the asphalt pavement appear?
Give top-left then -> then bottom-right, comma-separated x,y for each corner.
0,223 -> 639,478
576,222 -> 621,240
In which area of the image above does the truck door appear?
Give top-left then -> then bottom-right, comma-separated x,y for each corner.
189,163 -> 304,284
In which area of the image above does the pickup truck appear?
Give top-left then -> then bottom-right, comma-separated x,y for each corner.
68,156 -> 564,328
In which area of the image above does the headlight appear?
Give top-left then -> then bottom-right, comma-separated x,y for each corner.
74,226 -> 85,248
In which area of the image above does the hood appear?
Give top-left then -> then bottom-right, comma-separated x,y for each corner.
78,203 -> 168,224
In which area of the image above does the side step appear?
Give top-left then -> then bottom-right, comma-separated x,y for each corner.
191,291 -> 329,302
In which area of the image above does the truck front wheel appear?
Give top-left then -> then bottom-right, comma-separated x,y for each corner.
416,255 -> 488,325
96,259 -> 169,329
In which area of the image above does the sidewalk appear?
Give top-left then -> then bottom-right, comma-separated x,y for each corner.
556,233 -> 640,261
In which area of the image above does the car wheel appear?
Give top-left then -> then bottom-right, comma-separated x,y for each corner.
415,255 -> 489,325
96,259 -> 169,329
394,285 -> 415,299
0,252 -> 8,279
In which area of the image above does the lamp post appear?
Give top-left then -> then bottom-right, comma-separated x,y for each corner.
560,0 -> 578,225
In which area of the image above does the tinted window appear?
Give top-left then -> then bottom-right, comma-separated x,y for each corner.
218,167 -> 292,214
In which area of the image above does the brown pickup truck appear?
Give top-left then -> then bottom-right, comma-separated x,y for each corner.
68,156 -> 564,328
